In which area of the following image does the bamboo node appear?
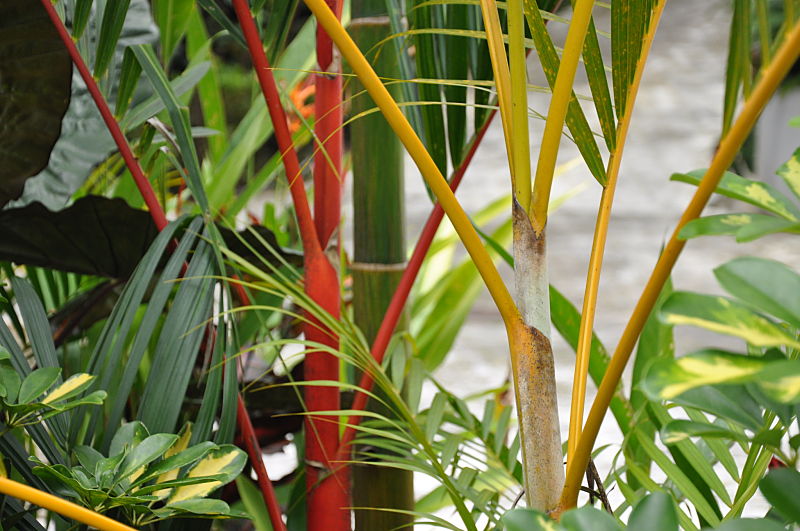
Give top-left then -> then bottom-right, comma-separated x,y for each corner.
348,16 -> 391,28
350,261 -> 407,272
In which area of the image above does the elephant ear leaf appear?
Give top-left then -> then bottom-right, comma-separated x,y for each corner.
0,0 -> 71,207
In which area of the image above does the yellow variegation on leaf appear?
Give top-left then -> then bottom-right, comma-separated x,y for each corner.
167,444 -> 246,504
41,373 -> 95,404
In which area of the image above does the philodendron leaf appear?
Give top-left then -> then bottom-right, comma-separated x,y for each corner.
627,492 -> 678,531
167,444 -> 246,504
0,0 -> 71,208
17,367 -> 61,404
659,292 -> 800,349
671,170 -> 800,221
714,257 -> 800,329
642,350 -> 800,403
0,196 -> 301,278
760,467 -> 800,524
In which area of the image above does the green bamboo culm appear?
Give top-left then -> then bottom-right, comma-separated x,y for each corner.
349,0 -> 414,528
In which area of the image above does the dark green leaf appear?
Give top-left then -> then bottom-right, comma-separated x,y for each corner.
18,367 -> 60,404
712,519 -> 787,531
502,508 -> 564,531
0,196 -> 300,278
73,1 -> 94,39
714,257 -> 800,329
561,506 -> 622,531
760,466 -> 800,524
153,0 -> 195,63
110,421 -> 150,456
628,492 -> 678,531
94,0 -> 133,77
0,0 -> 71,207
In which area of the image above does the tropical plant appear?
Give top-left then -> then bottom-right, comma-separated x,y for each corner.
3,0 -> 800,530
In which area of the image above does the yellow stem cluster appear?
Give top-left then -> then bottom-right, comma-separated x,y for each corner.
567,0 -> 668,462
560,18 -> 800,512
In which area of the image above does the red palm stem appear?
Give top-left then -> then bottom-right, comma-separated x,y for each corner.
237,395 -> 287,531
231,0 -> 321,255
232,3 -> 349,527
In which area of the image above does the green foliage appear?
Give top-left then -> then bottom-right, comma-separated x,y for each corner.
676,149 -> 800,242
0,350 -> 105,429
32,421 -> 247,526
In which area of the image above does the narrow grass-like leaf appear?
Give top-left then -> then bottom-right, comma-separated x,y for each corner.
722,0 -> 751,134
445,2 -> 469,165
95,218 -> 198,450
633,430 -> 721,526
72,0 -> 94,39
549,285 -> 633,434
94,0 -> 133,78
185,9 -> 228,162
523,0 -> 607,185
153,0 -> 195,65
136,233 -> 215,433
133,44 -> 211,213
412,0 -> 449,175
196,0 -> 246,47
115,48 -> 142,118
581,17 -> 616,150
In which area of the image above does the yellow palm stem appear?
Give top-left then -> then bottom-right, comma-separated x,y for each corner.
530,0 -> 596,232
566,0 -> 668,461
559,19 -> 800,513
0,477 -> 135,531
478,0 -> 516,180
304,0 -> 521,327
508,0 -> 532,208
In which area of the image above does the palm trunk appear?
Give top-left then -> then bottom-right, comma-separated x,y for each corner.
510,203 -> 564,512
349,1 -> 414,528
306,1 -> 350,528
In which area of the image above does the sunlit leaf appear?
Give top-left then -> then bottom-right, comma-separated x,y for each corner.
660,291 -> 800,349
